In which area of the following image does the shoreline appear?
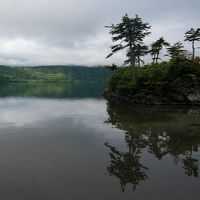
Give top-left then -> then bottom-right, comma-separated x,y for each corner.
103,91 -> 200,106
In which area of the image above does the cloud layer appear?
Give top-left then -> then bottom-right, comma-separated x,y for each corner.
0,0 -> 199,66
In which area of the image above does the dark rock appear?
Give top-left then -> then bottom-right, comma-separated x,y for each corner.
103,91 -> 200,106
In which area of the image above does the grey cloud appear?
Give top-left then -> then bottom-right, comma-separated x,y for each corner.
0,0 -> 199,65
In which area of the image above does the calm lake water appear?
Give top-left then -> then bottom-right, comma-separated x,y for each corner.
0,82 -> 199,200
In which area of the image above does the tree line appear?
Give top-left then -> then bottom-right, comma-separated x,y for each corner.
106,14 -> 200,67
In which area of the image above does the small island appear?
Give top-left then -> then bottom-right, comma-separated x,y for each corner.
104,15 -> 200,105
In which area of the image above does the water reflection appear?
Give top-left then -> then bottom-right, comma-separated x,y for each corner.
105,101 -> 200,191
0,82 -> 107,127
0,82 -> 105,98
0,98 -> 107,127
105,139 -> 148,192
0,83 -> 199,199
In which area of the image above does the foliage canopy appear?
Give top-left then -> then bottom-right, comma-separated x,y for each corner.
106,14 -> 151,67
107,58 -> 200,104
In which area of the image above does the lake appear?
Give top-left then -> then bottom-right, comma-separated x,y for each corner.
0,82 -> 199,200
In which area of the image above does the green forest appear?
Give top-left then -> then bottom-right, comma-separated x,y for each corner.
0,65 -> 112,83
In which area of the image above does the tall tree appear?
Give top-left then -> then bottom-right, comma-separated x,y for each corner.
134,44 -> 149,68
167,41 -> 186,59
150,37 -> 169,63
106,14 -> 151,67
184,28 -> 200,60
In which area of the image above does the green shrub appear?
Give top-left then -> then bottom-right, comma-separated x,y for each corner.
107,59 -> 200,102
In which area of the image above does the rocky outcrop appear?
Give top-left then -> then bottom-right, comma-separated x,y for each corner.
103,91 -> 200,106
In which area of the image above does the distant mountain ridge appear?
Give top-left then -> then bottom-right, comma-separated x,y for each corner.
0,65 -> 112,82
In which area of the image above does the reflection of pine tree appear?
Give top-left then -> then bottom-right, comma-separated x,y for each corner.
147,131 -> 169,159
182,150 -> 199,177
105,134 -> 148,192
105,101 -> 200,184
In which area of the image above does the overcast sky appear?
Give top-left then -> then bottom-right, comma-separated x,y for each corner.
0,0 -> 199,66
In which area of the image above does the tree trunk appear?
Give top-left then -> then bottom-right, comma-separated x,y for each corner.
129,40 -> 136,67
192,40 -> 195,60
155,53 -> 159,63
130,51 -> 135,67
152,54 -> 156,64
138,55 -> 140,68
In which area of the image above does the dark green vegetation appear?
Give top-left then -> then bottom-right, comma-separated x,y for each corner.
105,101 -> 200,191
105,14 -> 200,104
0,65 -> 112,83
107,58 -> 200,104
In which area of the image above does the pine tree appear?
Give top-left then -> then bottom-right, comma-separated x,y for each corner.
106,14 -> 151,67
167,42 -> 186,59
150,37 -> 169,63
184,28 -> 200,60
134,44 -> 149,68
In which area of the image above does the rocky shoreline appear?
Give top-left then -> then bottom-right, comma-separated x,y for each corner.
103,91 -> 200,106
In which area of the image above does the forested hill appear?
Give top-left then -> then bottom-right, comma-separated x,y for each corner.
0,65 -> 112,82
